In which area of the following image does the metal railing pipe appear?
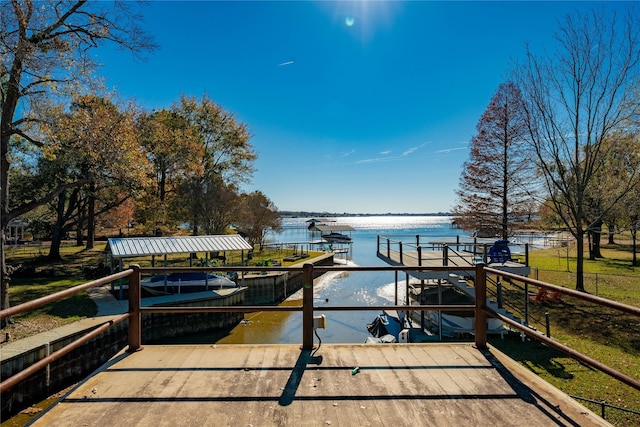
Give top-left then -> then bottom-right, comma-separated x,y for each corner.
0,313 -> 129,393
302,263 -> 314,350
485,267 -> 640,317
474,263 -> 487,349
128,265 -> 142,352
0,269 -> 132,320
140,304 -> 476,314
488,308 -> 640,391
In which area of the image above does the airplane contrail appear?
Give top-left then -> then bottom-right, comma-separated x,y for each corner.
277,61 -> 294,66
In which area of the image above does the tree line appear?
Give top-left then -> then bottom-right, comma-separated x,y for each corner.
453,7 -> 640,291
0,1 -> 280,320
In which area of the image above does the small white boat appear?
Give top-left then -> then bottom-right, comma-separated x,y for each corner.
141,272 -> 237,295
321,232 -> 352,243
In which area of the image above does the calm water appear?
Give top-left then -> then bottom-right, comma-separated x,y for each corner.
213,215 -> 469,345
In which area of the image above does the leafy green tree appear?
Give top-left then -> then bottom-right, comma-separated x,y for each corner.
235,191 -> 282,250
515,7 -> 640,291
41,95 -> 150,257
453,82 -> 536,239
0,0 -> 154,319
583,133 -> 640,259
176,95 -> 256,236
186,175 -> 239,235
136,109 -> 202,233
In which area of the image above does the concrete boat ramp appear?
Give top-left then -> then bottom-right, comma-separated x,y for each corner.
29,344 -> 609,426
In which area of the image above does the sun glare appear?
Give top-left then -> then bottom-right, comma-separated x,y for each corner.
320,0 -> 398,41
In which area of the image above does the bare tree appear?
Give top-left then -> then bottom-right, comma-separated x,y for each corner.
515,7 -> 640,291
1,0 -> 154,319
454,82 -> 536,239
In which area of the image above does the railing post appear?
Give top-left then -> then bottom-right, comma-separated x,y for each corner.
302,263 -> 314,350
386,238 -> 391,258
416,234 -> 420,247
524,282 -> 529,327
443,244 -> 448,266
474,263 -> 487,349
417,246 -> 422,267
525,243 -> 529,266
399,242 -> 403,264
545,312 -> 551,338
128,264 -> 142,352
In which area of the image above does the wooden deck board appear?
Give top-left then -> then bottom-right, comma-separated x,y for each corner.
30,344 -> 610,427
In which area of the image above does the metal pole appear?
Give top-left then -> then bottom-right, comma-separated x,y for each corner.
128,264 -> 142,352
524,282 -> 529,327
394,270 -> 398,305
474,263 -> 487,349
302,263 -> 314,350
545,312 -> 551,338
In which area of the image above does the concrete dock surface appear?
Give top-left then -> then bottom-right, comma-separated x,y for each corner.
30,343 -> 610,427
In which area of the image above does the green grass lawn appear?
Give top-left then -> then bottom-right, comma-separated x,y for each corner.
489,243 -> 640,426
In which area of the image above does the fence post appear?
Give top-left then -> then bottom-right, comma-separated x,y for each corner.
443,244 -> 449,266
128,264 -> 142,352
302,263 -> 314,350
474,263 -> 487,349
545,312 -> 551,338
524,282 -> 529,327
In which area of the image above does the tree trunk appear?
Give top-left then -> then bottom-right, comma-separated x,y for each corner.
1,49 -> 25,320
575,232 -> 586,292
591,220 -> 603,259
86,180 -> 96,250
607,220 -> 616,245
47,194 -> 67,262
632,229 -> 637,267
76,201 -> 85,246
632,215 -> 638,267
0,230 -> 10,326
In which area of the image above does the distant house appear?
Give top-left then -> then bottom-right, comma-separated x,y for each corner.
6,218 -> 29,244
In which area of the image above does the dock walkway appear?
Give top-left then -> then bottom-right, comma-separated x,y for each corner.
30,343 -> 609,426
378,249 -> 531,280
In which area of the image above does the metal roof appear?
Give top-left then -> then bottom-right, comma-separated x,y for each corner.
106,235 -> 253,258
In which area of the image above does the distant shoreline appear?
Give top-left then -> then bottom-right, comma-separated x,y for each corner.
280,211 -> 453,218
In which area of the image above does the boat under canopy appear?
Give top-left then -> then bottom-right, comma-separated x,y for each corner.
141,272 -> 237,296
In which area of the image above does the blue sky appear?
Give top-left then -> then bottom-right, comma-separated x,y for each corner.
96,1 -> 628,214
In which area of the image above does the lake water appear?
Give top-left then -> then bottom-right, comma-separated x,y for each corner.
214,215 -> 469,345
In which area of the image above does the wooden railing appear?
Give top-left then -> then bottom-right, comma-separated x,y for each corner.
1,262 -> 639,396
